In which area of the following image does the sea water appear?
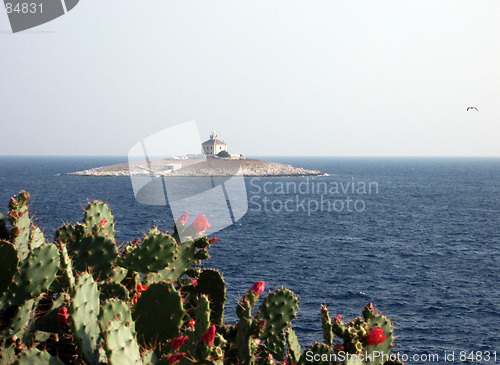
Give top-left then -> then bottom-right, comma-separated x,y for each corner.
0,156 -> 498,363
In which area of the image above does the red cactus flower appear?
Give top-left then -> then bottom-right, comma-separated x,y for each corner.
250,281 -> 265,296
132,285 -> 149,304
187,319 -> 196,328
171,335 -> 188,350
133,238 -> 140,245
178,211 -> 189,225
208,237 -> 218,244
201,325 -> 216,346
166,352 -> 186,364
334,314 -> 342,323
99,218 -> 107,228
57,306 -> 69,325
191,279 -> 198,286
192,214 -> 210,233
366,326 -> 387,346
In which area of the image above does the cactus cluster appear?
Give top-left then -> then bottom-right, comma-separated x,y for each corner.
0,191 -> 404,365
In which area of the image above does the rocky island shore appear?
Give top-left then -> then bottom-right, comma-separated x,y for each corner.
64,158 -> 324,177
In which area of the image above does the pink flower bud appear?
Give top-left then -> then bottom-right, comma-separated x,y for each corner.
187,319 -> 196,328
178,211 -> 189,225
166,352 -> 186,364
170,335 -> 188,350
58,306 -> 69,325
334,314 -> 342,323
192,214 -> 210,233
366,326 -> 387,346
99,218 -> 107,228
191,279 -> 198,286
208,237 -> 218,244
250,281 -> 265,296
201,324 -> 216,346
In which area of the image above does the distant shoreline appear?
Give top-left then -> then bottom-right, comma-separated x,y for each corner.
62,157 -> 325,177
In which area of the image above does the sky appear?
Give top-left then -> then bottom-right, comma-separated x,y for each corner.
1,1 -> 499,157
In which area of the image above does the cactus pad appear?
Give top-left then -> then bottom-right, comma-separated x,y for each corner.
98,299 -> 141,364
102,319 -> 142,364
17,348 -> 65,365
70,273 -> 101,364
0,244 -> 59,311
8,191 -> 31,260
133,282 -> 184,344
365,314 -> 394,365
286,328 -> 302,364
264,331 -> 287,361
195,294 -> 211,339
99,282 -> 130,303
0,299 -> 34,339
197,269 -> 226,326
54,223 -> 85,247
70,235 -> 118,280
98,299 -> 132,332
83,201 -> 116,238
0,241 -> 18,296
256,288 -> 298,339
118,232 -> 178,273
320,304 -> 334,346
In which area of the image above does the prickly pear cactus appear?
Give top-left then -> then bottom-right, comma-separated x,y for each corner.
256,288 -> 299,340
321,304 -> 334,347
69,235 -> 118,279
0,244 -> 59,311
365,314 -> 394,365
133,282 -> 185,345
70,273 -> 101,364
197,269 -> 226,326
17,348 -> 65,365
99,299 -> 141,364
286,328 -> 302,364
0,192 -> 404,365
118,231 -> 178,273
0,241 -> 18,296
83,200 -> 116,238
8,191 -> 31,260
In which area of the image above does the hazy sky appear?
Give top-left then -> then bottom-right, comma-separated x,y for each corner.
1,1 -> 499,156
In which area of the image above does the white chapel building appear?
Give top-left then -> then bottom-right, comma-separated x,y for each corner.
201,131 -> 228,156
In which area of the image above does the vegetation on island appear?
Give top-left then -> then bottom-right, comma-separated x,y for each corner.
216,151 -> 231,158
0,191 -> 403,364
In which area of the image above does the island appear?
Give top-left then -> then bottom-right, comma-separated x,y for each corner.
64,132 -> 324,177
64,157 -> 323,177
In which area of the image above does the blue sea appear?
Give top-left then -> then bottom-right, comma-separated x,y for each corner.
1,156 -> 499,363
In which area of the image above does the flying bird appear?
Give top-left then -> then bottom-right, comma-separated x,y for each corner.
467,107 -> 478,111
